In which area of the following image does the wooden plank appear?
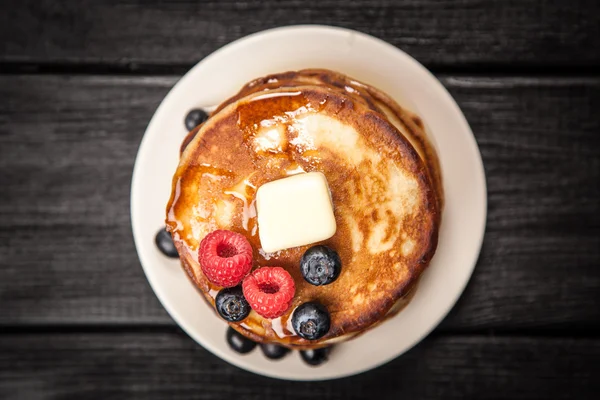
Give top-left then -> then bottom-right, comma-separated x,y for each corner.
0,75 -> 599,328
440,77 -> 600,330
0,332 -> 597,399
0,76 -> 175,324
1,0 -> 599,67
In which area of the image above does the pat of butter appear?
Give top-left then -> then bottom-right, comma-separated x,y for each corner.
256,172 -> 337,253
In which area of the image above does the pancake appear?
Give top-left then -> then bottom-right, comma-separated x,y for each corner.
166,69 -> 442,348
182,69 -> 443,211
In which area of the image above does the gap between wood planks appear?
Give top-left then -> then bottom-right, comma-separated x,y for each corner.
0,61 -> 599,78
0,324 -> 598,339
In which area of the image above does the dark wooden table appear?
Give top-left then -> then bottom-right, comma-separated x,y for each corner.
1,1 -> 599,399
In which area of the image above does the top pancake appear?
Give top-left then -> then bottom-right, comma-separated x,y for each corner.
166,69 -> 441,347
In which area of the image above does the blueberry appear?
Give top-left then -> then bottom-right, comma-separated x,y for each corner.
226,327 -> 256,354
300,245 -> 341,286
291,302 -> 331,340
184,108 -> 209,131
300,346 -> 332,366
215,286 -> 250,322
260,343 -> 290,360
155,228 -> 178,258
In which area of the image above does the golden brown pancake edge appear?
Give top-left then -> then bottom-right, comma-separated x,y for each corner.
166,70 -> 442,349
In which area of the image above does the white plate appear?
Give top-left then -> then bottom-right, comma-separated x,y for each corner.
131,25 -> 486,381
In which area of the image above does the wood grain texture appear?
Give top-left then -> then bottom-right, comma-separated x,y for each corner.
0,76 -> 174,324
0,75 -> 599,329
441,77 -> 600,330
0,332 -> 597,400
1,0 -> 599,68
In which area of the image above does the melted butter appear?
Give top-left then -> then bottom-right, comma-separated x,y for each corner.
258,247 -> 282,261
166,178 -> 183,235
254,126 -> 286,153
235,91 -> 327,172
208,288 -> 219,300
237,91 -> 322,140
285,163 -> 306,176
197,163 -> 235,179
240,322 -> 251,330
271,314 -> 295,338
251,90 -> 302,102
224,174 -> 258,234
344,85 -> 357,94
167,163 -> 236,243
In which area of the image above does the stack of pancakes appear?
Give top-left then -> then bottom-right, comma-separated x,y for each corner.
166,69 -> 442,348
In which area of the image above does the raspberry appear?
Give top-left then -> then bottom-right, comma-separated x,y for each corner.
199,230 -> 253,287
242,267 -> 295,319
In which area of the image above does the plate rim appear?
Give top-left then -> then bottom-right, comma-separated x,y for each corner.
131,24 -> 487,381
